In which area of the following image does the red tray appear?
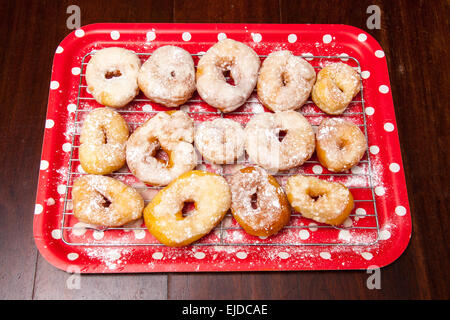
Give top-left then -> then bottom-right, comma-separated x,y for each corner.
33,23 -> 411,273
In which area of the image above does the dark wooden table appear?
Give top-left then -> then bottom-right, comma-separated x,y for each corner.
0,0 -> 448,300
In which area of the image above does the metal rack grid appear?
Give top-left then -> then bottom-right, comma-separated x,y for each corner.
60,50 -> 380,247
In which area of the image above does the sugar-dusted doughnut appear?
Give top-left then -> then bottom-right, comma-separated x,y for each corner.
86,47 -> 141,108
257,50 -> 316,112
194,118 -> 245,164
312,62 -> 361,115
286,175 -> 354,226
126,111 -> 197,186
72,175 -> 144,227
196,39 -> 261,113
229,166 -> 290,237
316,118 -> 367,172
138,46 -> 196,107
144,170 -> 231,247
244,111 -> 315,172
79,108 -> 129,175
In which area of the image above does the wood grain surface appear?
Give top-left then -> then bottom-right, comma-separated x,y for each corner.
0,0 -> 448,300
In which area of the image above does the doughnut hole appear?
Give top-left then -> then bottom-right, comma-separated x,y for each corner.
278,130 -> 288,143
143,137 -> 173,168
181,200 -> 196,218
104,69 -> 122,79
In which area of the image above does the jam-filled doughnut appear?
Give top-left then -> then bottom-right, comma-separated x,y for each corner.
312,62 -> 361,115
196,39 -> 261,113
257,50 -> 316,112
86,47 -> 141,108
79,108 -> 129,175
286,175 -> 354,226
194,118 -> 245,164
316,118 -> 367,172
144,170 -> 231,247
229,166 -> 290,237
138,46 -> 196,107
72,175 -> 144,227
126,111 -> 197,186
244,111 -> 315,172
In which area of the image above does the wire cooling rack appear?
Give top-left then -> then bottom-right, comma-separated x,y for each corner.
60,51 -> 379,247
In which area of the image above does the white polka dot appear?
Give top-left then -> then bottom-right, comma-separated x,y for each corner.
379,229 -> 391,240
355,208 -> 367,217
134,229 -> 146,239
322,34 -> 332,44
351,165 -> 363,174
72,222 -> 89,236
375,50 -> 385,58
56,46 -> 64,54
299,229 -> 310,240
47,198 -> 55,206
45,119 -> 54,128
258,236 -> 267,240
379,85 -> 389,94
365,106 -> 375,115
110,30 -> 120,40
319,252 -> 331,260
302,53 -> 314,61
308,223 -> 318,231
77,164 -> 86,173
142,104 -> 152,112
338,229 -> 351,241
51,229 -> 61,239
339,53 -> 349,61
370,145 -> 380,155
194,252 -> 206,259
34,204 -> 43,215
361,252 -> 373,260
146,31 -> 156,41
67,253 -> 79,261
278,252 -> 290,259
57,184 -> 66,195
67,103 -> 77,113
86,86 -> 92,94
62,143 -> 72,152
375,186 -> 385,196
343,218 -> 353,228
93,230 -> 104,240
152,252 -> 163,260
361,70 -> 370,79
40,160 -> 49,170
384,122 -> 395,132
74,29 -> 85,38
182,32 -> 191,41
236,251 -> 247,259
71,67 -> 81,76
50,81 -> 59,90
251,33 -> 262,43
358,33 -> 368,42
252,104 -> 264,113
288,34 -> 297,43
389,163 -> 400,173
217,33 -> 227,41
312,165 -> 323,174
395,206 -> 407,216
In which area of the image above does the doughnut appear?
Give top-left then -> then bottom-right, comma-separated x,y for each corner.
72,175 -> 144,227
196,39 -> 260,113
194,118 -> 245,164
79,108 -> 129,175
144,170 -> 231,247
229,166 -> 291,237
138,46 -> 196,107
86,47 -> 141,108
244,111 -> 315,172
126,111 -> 197,186
311,62 -> 361,115
257,50 -> 316,112
316,118 -> 367,172
285,175 -> 354,226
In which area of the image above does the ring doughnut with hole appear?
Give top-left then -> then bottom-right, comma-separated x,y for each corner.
126,111 -> 197,186
144,170 -> 231,247
316,118 -> 367,172
286,175 -> 354,226
72,175 -> 144,227
79,108 -> 129,175
196,39 -> 260,113
86,47 -> 141,108
312,62 -> 361,115
244,111 -> 315,172
229,166 -> 291,237
138,46 -> 196,107
257,50 -> 316,112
